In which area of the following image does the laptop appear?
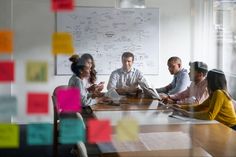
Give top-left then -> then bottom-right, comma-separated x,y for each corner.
138,80 -> 162,100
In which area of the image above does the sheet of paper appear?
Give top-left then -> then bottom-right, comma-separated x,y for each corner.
98,132 -> 212,157
169,114 -> 218,124
139,132 -> 191,150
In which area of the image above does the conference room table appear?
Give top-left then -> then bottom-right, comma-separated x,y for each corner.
89,96 -> 236,157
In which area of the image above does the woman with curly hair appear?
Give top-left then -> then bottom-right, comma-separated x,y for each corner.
69,54 -> 104,97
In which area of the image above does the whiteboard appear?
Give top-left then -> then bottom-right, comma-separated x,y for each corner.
56,7 -> 159,75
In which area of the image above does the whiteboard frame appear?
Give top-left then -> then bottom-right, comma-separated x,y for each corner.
55,6 -> 160,76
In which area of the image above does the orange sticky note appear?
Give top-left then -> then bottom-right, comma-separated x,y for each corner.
52,32 -> 74,55
0,30 -> 13,53
0,61 -> 14,82
51,0 -> 74,12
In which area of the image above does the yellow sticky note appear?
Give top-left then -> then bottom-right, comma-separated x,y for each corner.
0,30 -> 13,54
0,124 -> 19,148
52,32 -> 74,55
116,117 -> 139,142
26,61 -> 48,82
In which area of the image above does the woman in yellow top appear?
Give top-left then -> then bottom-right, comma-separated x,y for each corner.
172,69 -> 236,130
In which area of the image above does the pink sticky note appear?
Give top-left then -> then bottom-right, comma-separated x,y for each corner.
55,87 -> 81,113
0,61 -> 14,82
87,119 -> 111,144
27,93 -> 49,114
51,0 -> 74,11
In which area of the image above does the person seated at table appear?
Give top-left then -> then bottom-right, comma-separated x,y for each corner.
107,52 -> 149,95
68,56 -> 108,106
70,54 -> 104,98
171,69 -> 236,131
156,56 -> 190,95
162,61 -> 209,105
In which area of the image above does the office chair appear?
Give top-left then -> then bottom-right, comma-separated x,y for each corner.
52,85 -> 87,157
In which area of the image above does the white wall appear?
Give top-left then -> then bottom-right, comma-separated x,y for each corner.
0,0 -> 12,94
0,0 -> 217,122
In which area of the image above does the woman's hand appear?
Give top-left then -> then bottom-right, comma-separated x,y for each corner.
96,82 -> 105,92
87,84 -> 96,93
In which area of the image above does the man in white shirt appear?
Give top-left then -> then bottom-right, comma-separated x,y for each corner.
107,52 -> 148,95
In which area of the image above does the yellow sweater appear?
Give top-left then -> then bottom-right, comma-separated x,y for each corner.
184,90 -> 236,127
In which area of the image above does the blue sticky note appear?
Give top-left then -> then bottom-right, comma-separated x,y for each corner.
27,123 -> 53,145
59,119 -> 85,144
0,95 -> 17,119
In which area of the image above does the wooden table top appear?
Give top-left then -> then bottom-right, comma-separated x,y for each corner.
92,97 -> 162,111
91,98 -> 236,157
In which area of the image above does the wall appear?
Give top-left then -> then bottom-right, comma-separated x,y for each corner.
0,0 -> 12,94
0,0 -> 217,122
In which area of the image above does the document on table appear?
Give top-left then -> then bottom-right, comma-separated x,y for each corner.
169,114 -> 218,124
139,132 -> 191,150
99,132 -> 210,153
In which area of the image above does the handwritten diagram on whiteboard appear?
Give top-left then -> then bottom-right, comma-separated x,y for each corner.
56,7 -> 159,75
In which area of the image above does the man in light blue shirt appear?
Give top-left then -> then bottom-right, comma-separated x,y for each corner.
107,52 -> 148,95
156,56 -> 190,95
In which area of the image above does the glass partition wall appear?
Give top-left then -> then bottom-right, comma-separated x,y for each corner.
214,0 -> 236,98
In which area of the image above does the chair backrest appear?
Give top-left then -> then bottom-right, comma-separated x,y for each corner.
52,85 -> 69,157
77,141 -> 88,157
52,85 -> 88,157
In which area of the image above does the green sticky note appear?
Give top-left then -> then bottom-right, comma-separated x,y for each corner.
59,119 -> 85,144
116,117 -> 139,142
0,95 -> 17,119
27,123 -> 53,145
0,124 -> 19,148
26,61 -> 48,83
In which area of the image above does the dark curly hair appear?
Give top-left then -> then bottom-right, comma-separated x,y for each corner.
81,53 -> 97,84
